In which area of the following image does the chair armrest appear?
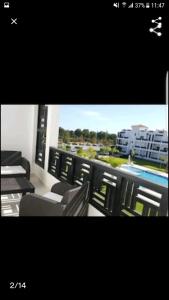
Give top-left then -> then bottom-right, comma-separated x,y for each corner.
21,157 -> 30,179
51,181 -> 77,195
19,194 -> 65,216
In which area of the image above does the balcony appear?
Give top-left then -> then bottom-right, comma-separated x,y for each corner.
151,147 -> 160,152
117,141 -> 128,146
154,140 -> 162,143
1,105 -> 168,217
118,136 -> 129,139
160,149 -> 168,153
149,157 -> 160,162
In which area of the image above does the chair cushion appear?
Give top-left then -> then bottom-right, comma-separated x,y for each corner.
1,151 -> 22,166
51,181 -> 78,195
43,192 -> 63,203
1,166 -> 26,175
61,186 -> 82,205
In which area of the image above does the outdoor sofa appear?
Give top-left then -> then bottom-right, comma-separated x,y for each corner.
1,151 -> 30,179
19,181 -> 90,216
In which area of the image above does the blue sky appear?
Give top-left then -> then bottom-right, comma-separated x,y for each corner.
59,105 -> 167,134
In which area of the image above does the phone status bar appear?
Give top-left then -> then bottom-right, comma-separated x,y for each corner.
112,2 -> 166,9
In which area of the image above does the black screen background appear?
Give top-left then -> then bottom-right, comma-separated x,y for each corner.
0,0 -> 168,103
0,1 -> 168,296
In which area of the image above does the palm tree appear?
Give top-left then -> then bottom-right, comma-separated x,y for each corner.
130,149 -> 136,162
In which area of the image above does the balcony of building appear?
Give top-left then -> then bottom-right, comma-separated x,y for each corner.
151,146 -> 160,152
117,136 -> 129,139
117,131 -> 130,139
160,147 -> 168,153
116,140 -> 128,146
153,134 -> 167,143
1,105 -> 168,217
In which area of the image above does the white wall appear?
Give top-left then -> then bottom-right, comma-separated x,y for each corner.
1,105 -> 36,164
166,71 -> 168,131
1,104 -> 60,189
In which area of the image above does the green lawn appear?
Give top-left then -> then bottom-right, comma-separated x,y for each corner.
98,156 -> 128,168
98,156 -> 167,173
133,158 -> 167,173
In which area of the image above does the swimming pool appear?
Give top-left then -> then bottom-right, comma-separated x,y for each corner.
119,165 -> 168,187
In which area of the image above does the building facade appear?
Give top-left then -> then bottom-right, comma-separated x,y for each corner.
116,125 -> 168,163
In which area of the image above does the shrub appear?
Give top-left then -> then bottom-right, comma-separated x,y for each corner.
77,147 -> 97,160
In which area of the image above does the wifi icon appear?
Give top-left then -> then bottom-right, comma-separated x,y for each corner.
122,2 -> 127,7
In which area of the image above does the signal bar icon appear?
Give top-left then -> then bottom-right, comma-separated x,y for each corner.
128,3 -> 134,8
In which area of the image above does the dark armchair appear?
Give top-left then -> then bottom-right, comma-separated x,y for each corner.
21,157 -> 30,180
19,181 -> 90,216
1,151 -> 30,179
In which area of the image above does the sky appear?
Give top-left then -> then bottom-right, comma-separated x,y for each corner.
59,105 -> 168,134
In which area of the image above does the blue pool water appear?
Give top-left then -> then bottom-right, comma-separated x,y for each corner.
120,165 -> 168,187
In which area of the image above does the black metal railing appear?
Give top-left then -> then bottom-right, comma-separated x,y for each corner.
48,148 -> 168,216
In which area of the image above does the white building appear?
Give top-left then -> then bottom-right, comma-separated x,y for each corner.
116,125 -> 168,163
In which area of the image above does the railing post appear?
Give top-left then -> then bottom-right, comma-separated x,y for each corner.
56,150 -> 62,179
160,190 -> 168,216
111,176 -> 125,216
69,156 -> 76,185
88,163 -> 95,204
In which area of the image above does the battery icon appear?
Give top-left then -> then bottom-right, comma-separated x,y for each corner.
146,3 -> 150,8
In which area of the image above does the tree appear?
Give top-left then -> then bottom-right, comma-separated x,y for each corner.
99,146 -> 111,155
86,147 -> 97,159
63,130 -> 70,143
75,129 -> 82,139
59,127 -> 65,139
69,130 -> 75,140
130,149 -> 136,160
97,131 -> 106,142
77,147 -> 96,160
77,147 -> 88,158
82,129 -> 90,141
111,146 -> 119,154
59,127 -> 117,146
108,134 -> 117,145
66,145 -> 71,151
89,131 -> 97,143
